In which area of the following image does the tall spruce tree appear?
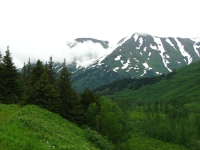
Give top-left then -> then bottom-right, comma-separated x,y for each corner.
31,71 -> 64,115
47,56 -> 57,87
57,59 -> 84,124
31,60 -> 44,85
27,58 -> 32,78
1,46 -> 20,103
22,62 -> 27,80
28,60 -> 44,104
21,59 -> 32,104
81,88 -> 98,111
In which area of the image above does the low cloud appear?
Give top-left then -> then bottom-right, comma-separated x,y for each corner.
0,39 -> 111,69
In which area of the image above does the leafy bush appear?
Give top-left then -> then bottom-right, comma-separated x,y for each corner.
85,127 -> 114,150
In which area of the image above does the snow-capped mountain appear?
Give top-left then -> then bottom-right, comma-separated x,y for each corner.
70,33 -> 200,92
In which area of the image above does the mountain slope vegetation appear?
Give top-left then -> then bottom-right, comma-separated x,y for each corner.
95,60 -> 200,109
0,104 -> 113,150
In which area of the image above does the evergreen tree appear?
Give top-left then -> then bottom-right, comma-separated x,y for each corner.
27,59 -> 44,104
27,58 -> 32,77
25,58 -> 32,87
57,59 -> 84,124
47,56 -> 57,87
31,71 -> 64,115
57,59 -> 72,112
1,46 -> 20,103
22,62 -> 27,79
21,59 -> 32,104
31,60 -> 44,85
81,88 -> 99,111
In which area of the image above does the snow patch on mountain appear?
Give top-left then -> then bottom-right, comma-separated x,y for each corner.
133,58 -> 139,63
117,34 -> 132,47
144,47 -> 147,52
54,65 -> 59,69
150,44 -> 157,50
139,37 -> 143,46
133,34 -> 138,42
191,38 -> 200,57
153,36 -> 172,72
143,61 -> 152,70
136,37 -> 143,49
166,54 -> 170,59
113,67 -> 119,72
156,72 -> 162,75
76,64 -> 79,69
96,49 -> 114,66
122,58 -> 130,69
174,38 -> 193,64
141,70 -> 147,76
126,67 -> 133,72
166,38 -> 177,50
115,55 -> 122,61
57,67 -> 63,72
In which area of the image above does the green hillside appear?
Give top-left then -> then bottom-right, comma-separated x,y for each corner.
0,104 -> 192,150
0,104 -> 112,150
96,60 -> 200,110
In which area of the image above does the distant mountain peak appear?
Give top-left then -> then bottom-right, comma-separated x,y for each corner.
66,38 -> 109,49
133,32 -> 150,36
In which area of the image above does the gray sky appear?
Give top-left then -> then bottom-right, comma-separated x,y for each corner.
0,0 -> 199,68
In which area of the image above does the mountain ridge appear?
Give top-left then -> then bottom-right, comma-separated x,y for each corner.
69,33 -> 200,92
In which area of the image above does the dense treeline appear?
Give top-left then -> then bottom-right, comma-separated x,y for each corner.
94,69 -> 178,95
94,73 -> 169,95
142,100 -> 200,147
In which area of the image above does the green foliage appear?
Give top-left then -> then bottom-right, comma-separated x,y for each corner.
94,74 -> 165,95
85,127 -> 114,150
121,134 -> 189,150
96,97 -> 123,143
31,60 -> 44,85
30,71 -> 64,116
84,97 -> 124,143
47,56 -> 57,87
0,104 -> 100,150
103,60 -> 200,108
143,102 -> 197,148
57,59 -> 84,124
0,46 -> 21,103
85,102 -> 99,129
81,88 -> 99,111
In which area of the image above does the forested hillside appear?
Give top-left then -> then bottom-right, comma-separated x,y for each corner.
95,60 -> 200,107
0,47 -> 129,149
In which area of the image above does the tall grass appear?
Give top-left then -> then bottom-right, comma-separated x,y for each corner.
0,104 -> 100,150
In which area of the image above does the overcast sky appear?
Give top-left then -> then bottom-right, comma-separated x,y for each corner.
0,0 -> 199,68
